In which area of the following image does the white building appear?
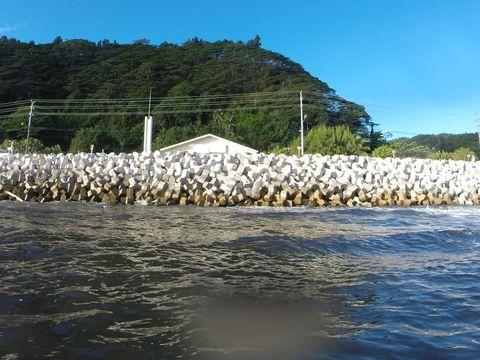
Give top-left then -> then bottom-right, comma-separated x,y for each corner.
160,134 -> 258,155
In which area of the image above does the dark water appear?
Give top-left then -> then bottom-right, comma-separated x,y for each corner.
0,203 -> 479,359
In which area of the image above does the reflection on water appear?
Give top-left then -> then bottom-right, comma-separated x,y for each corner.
0,203 -> 480,359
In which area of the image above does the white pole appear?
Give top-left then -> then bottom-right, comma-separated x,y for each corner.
143,116 -> 147,152
148,89 -> 152,118
147,116 -> 152,152
25,99 -> 35,153
143,116 -> 153,153
300,91 -> 304,156
144,90 -> 153,153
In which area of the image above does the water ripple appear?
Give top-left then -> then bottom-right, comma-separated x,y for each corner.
0,203 -> 479,359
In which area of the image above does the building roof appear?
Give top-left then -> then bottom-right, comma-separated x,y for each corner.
159,134 -> 258,154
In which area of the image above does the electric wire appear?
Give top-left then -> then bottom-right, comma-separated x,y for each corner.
35,90 -> 300,103
0,126 -> 77,133
0,100 -> 31,108
34,104 -> 300,116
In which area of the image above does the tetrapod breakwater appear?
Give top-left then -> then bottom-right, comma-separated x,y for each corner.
0,151 -> 479,206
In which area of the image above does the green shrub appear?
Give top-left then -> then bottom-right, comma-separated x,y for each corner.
428,147 -> 476,161
69,128 -> 102,153
44,144 -> 62,154
270,145 -> 296,155
371,144 -> 395,158
450,147 -> 476,161
1,138 -> 62,154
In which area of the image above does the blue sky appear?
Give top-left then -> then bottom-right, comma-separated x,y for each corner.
1,0 -> 479,137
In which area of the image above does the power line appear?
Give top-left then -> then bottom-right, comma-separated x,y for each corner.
2,91 -> 473,121
0,97 -> 300,117
35,90 -> 300,103
0,90 -> 367,120
0,102 -> 366,121
0,100 -> 31,108
304,91 -> 478,118
0,126 -> 77,133
0,113 -> 29,120
33,98 -> 298,110
35,96 -> 298,107
385,130 -> 421,136
0,90 -> 373,129
34,104 -> 300,116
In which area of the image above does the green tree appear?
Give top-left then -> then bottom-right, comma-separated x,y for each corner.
303,124 -> 366,155
389,139 -> 431,158
69,127 -> 116,153
367,121 -> 388,152
69,128 -> 101,153
246,35 -> 262,48
211,111 -> 235,139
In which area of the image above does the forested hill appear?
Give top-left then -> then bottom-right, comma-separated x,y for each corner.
390,133 -> 480,157
405,133 -> 479,153
0,36 -> 375,152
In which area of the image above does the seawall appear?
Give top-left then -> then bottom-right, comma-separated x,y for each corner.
0,152 -> 479,206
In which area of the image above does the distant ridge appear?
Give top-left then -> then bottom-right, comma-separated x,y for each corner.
391,132 -> 480,157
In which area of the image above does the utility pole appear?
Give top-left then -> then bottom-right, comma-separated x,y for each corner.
477,121 -> 480,145
476,113 -> 480,145
25,99 -> 35,153
148,88 -> 152,118
299,90 -> 304,156
143,90 -> 153,153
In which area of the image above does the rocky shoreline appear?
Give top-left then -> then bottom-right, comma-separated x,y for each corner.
0,152 -> 479,206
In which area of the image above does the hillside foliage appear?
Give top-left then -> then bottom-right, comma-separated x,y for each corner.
404,133 -> 480,154
0,36 -> 378,153
371,135 -> 479,161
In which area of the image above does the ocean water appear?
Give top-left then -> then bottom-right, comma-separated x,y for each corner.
0,203 -> 479,359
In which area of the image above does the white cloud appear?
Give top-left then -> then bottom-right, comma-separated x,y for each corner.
0,26 -> 13,33
0,22 -> 27,34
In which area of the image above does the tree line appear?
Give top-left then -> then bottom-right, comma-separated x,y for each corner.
372,133 -> 480,161
0,35 -> 383,153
